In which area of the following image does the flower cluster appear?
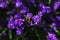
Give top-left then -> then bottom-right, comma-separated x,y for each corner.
7,1 -> 60,37
47,32 -> 58,40
7,13 -> 25,35
0,0 -> 60,40
0,0 -> 9,8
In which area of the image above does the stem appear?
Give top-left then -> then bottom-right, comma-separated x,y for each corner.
15,36 -> 19,40
35,31 -> 41,40
49,25 -> 60,35
54,30 -> 60,35
0,28 -> 7,36
34,28 -> 41,40
9,30 -> 12,40
48,0 -> 51,4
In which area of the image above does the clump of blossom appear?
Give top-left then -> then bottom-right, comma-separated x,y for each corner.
47,32 -> 58,40
7,13 -> 25,35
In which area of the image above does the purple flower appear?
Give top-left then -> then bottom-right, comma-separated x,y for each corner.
38,3 -> 45,9
6,11 -> 14,14
16,29 -> 22,35
19,24 -> 25,30
26,13 -> 33,18
38,11 -> 43,17
21,5 -> 29,11
7,12 -> 25,30
0,2 -> 7,8
45,6 -> 51,13
20,9 -> 27,14
32,15 -> 40,25
56,16 -> 60,20
14,18 -> 24,26
27,0 -> 35,5
41,9 -> 46,13
16,0 -> 22,8
47,33 -> 58,40
8,16 -> 14,23
7,23 -> 15,29
52,22 -> 57,30
53,2 -> 60,11
16,2 -> 22,8
14,13 -> 20,19
30,21 -> 34,26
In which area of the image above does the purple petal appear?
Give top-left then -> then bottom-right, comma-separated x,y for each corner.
32,15 -> 40,24
47,32 -> 58,40
7,23 -> 15,29
16,29 -> 22,35
53,2 -> 60,11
